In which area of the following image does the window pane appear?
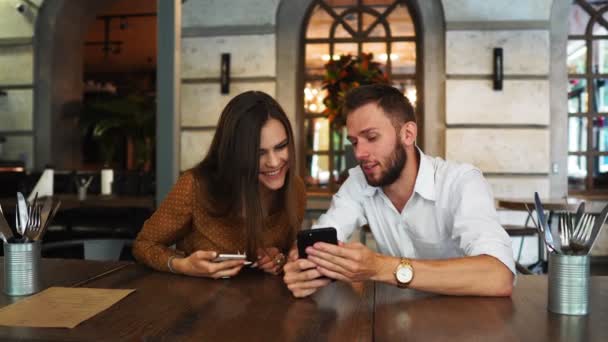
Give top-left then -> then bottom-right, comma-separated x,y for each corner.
305,44 -> 329,77
593,20 -> 608,36
362,13 -> 386,38
335,23 -> 354,38
343,11 -> 358,33
569,3 -> 590,35
331,125 -> 347,152
392,78 -> 417,107
391,42 -> 416,74
362,42 -> 387,68
326,0 -> 356,7
569,78 -> 587,113
306,5 -> 332,39
305,154 -> 330,187
334,43 -> 358,57
304,81 -> 327,114
387,3 -> 415,36
593,78 -> 608,112
592,40 -> 608,73
304,117 -> 330,152
567,40 -> 586,74
568,155 -> 587,180
594,156 -> 608,187
362,0 -> 393,5
568,116 -> 587,152
592,116 -> 608,151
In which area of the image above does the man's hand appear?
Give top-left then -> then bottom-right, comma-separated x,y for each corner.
256,247 -> 286,275
283,247 -> 332,298
306,241 -> 385,282
172,251 -> 246,279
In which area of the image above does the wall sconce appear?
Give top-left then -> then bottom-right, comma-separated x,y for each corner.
493,47 -> 503,91
221,53 -> 230,94
15,0 -> 39,14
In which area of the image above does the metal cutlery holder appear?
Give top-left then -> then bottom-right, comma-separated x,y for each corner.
548,251 -> 589,315
3,240 -> 41,296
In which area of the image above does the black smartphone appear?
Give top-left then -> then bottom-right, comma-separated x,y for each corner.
297,227 -> 338,259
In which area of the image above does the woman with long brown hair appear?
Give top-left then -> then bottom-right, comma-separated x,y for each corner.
133,91 -> 305,278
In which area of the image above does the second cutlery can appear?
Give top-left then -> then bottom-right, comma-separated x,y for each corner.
548,252 -> 589,315
3,240 -> 41,296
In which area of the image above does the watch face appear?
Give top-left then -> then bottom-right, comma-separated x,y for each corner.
397,267 -> 413,283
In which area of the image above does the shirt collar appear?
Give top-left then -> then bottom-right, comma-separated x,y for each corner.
413,148 -> 436,201
361,147 -> 436,201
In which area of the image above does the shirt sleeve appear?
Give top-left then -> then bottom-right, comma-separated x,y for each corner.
132,172 -> 195,272
313,174 -> 368,242
449,169 -> 516,276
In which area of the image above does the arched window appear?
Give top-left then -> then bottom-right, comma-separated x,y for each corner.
302,0 -> 419,192
568,0 -> 608,192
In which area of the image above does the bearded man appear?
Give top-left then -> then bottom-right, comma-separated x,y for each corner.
284,84 -> 515,298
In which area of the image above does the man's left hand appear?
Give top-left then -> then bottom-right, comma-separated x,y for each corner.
306,241 -> 383,282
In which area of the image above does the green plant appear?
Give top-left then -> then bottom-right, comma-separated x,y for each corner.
80,93 -> 155,170
322,53 -> 388,128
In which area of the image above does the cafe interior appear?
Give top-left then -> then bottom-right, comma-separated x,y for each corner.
0,0 -> 606,340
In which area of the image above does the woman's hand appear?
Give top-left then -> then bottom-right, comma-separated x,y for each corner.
171,251 -> 246,279
256,247 -> 287,275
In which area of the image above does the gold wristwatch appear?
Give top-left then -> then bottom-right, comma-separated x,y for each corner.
394,258 -> 414,288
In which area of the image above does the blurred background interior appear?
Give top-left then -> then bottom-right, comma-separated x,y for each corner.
0,0 -> 607,274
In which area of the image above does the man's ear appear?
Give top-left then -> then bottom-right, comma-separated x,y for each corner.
399,121 -> 417,147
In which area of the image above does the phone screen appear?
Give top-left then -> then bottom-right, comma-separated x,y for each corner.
297,227 -> 338,258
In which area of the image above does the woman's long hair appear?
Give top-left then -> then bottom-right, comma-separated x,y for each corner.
193,91 -> 299,260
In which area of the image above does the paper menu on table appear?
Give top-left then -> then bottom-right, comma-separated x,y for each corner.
0,287 -> 135,328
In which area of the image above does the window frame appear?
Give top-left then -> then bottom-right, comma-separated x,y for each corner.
300,0 -> 422,193
568,0 -> 608,193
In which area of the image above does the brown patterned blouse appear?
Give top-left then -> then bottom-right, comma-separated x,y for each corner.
132,171 -> 306,272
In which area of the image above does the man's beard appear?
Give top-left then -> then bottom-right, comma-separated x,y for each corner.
362,141 -> 406,187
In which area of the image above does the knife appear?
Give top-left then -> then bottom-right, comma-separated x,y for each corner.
17,192 -> 28,236
587,203 -> 608,254
574,201 -> 585,229
534,192 -> 558,253
38,196 -> 54,236
0,204 -> 14,242
35,200 -> 61,241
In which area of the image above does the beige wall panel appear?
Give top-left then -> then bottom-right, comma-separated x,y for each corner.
181,35 -> 276,79
0,45 -> 32,85
0,0 -> 35,40
446,128 -> 549,173
181,81 -> 276,127
182,0 -> 279,28
180,130 -> 215,171
446,30 -> 549,75
0,89 -> 32,130
441,0 -> 552,22
446,80 -> 549,125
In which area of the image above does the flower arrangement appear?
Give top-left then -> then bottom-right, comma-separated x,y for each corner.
322,53 -> 389,127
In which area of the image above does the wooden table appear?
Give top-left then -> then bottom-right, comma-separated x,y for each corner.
0,261 -> 606,341
0,258 -> 128,307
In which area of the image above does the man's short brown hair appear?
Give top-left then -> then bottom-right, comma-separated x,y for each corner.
343,84 -> 416,129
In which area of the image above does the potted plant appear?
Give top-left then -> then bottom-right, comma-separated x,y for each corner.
80,92 -> 155,195
322,53 -> 388,128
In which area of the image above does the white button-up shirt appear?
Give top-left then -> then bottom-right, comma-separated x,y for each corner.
314,149 -> 515,275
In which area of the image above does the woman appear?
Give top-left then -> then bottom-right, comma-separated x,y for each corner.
133,91 -> 306,278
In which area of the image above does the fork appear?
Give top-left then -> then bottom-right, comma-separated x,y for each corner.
570,213 -> 595,254
24,204 -> 41,242
558,212 -> 572,253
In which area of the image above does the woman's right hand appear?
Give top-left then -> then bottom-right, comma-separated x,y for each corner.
171,251 -> 246,279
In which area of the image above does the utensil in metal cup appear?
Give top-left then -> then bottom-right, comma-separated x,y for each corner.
3,239 -> 41,296
548,252 -> 590,315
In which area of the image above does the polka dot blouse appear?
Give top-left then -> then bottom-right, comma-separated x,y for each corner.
132,171 -> 306,272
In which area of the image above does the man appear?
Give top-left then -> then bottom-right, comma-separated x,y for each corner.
284,84 -> 514,298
